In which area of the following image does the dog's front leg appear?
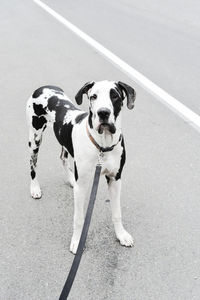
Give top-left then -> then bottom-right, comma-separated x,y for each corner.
70,181 -> 86,254
108,179 -> 134,247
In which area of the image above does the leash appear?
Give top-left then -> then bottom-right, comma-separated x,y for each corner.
59,154 -> 103,300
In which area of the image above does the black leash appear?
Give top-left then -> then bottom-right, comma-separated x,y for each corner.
59,162 -> 102,300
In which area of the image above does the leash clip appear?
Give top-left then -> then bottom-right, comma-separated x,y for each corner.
98,150 -> 104,166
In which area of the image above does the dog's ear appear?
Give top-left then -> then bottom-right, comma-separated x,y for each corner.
75,81 -> 95,105
117,81 -> 136,109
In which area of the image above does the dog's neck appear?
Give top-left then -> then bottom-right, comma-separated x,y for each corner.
87,115 -> 122,150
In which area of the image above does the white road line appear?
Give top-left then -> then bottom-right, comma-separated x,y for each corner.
33,0 -> 200,133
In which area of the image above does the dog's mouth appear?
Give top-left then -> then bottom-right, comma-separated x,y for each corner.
98,123 -> 116,134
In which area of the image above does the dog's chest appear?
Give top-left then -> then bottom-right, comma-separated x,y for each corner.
100,149 -> 122,177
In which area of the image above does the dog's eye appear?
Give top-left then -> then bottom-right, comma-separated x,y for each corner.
90,94 -> 97,101
112,94 -> 119,100
110,89 -> 120,101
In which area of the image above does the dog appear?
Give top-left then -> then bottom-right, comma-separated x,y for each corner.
26,80 -> 136,254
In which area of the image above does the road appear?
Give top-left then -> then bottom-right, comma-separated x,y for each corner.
45,0 -> 200,115
0,1 -> 200,299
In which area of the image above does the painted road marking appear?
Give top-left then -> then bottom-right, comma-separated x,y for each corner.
33,0 -> 200,133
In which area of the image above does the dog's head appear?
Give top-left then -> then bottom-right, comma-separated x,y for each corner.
75,80 -> 136,134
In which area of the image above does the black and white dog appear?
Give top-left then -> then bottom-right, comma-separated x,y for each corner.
26,80 -> 136,254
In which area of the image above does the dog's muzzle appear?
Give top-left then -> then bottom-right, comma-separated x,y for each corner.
97,108 -> 116,134
97,107 -> 116,134
98,123 -> 116,134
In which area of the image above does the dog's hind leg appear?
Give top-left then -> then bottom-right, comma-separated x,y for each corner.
60,147 -> 74,188
28,126 -> 46,199
26,96 -> 48,199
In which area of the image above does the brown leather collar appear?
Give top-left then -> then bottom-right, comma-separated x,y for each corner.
86,122 -> 122,153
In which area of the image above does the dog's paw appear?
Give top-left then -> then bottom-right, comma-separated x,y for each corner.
70,237 -> 79,254
30,181 -> 42,199
117,230 -> 134,247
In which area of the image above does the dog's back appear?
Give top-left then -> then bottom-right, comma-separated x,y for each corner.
26,85 -> 76,128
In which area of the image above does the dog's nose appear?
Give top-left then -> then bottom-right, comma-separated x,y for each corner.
97,108 -> 111,121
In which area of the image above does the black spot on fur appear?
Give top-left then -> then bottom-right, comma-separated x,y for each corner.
31,169 -> 36,180
115,137 -> 126,181
33,148 -> 39,154
54,91 -> 65,96
29,142 -> 31,148
30,155 -> 37,167
110,88 -> 123,119
35,139 -> 40,147
48,97 -> 77,113
88,109 -> 93,128
105,175 -> 110,185
48,97 -> 78,123
54,122 -> 74,157
55,106 -> 68,123
48,97 -> 82,158
63,150 -> 68,159
32,116 -> 47,130
75,112 -> 88,124
48,96 -> 59,111
32,86 -> 64,98
74,162 -> 78,181
32,87 -> 44,99
33,103 -> 47,116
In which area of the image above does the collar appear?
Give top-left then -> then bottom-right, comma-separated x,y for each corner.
86,122 -> 122,153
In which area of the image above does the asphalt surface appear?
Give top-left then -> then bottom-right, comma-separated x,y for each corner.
1,1 -> 200,299
45,0 -> 200,114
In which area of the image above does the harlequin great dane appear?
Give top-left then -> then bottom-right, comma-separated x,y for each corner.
26,80 -> 136,254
